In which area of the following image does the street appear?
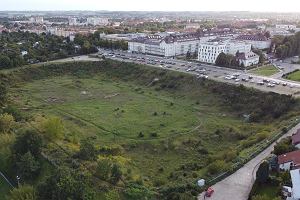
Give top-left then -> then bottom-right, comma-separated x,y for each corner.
97,49 -> 300,97
198,121 -> 300,200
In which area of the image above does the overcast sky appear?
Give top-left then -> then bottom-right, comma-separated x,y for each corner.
2,0 -> 300,12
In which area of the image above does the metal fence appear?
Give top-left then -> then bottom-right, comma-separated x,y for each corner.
205,118 -> 300,187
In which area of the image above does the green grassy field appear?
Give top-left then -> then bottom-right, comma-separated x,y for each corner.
6,60 -> 300,198
10,74 -> 293,186
286,70 -> 300,82
250,65 -> 280,76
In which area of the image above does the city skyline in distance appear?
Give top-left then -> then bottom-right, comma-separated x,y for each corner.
2,0 -> 300,13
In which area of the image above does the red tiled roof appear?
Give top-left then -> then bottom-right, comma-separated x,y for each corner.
292,129 -> 300,145
278,150 -> 300,165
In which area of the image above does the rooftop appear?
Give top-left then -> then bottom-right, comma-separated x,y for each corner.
278,150 -> 300,167
236,33 -> 268,41
291,169 -> 300,199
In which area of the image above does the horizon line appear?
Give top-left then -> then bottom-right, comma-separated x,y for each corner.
1,10 -> 300,14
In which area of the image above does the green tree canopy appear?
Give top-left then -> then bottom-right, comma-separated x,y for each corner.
5,184 -> 37,200
16,152 -> 41,180
13,130 -> 43,158
37,167 -> 95,200
256,161 -> 269,184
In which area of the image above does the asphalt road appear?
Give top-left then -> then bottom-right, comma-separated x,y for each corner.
48,55 -> 102,62
198,121 -> 300,200
97,50 -> 300,97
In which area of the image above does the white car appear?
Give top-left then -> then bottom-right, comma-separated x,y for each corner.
267,83 -> 275,87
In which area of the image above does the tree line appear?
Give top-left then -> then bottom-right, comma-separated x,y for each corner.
274,32 -> 300,59
74,31 -> 128,51
0,31 -> 80,69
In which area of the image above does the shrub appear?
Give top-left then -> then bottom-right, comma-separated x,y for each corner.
16,152 -> 41,180
207,160 -> 229,175
6,185 -> 37,200
273,137 -> 295,155
151,132 -> 158,137
0,113 -> 15,133
138,132 -> 144,138
78,138 -> 97,161
41,117 -> 64,140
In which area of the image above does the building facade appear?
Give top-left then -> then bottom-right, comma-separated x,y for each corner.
276,24 -> 297,30
87,17 -> 109,26
128,33 -> 201,57
238,52 -> 260,67
235,34 -> 271,50
197,40 -> 252,64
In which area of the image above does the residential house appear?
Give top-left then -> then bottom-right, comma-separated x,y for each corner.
278,150 -> 300,171
237,52 -> 260,67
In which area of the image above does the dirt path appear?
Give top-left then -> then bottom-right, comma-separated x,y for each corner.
198,121 -> 300,200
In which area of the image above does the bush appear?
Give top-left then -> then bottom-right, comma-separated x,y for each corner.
13,130 -> 43,158
37,167 -> 95,200
0,113 -> 15,133
95,159 -> 112,181
78,138 -> 97,161
41,117 -> 64,140
124,183 -> 155,200
6,185 -> 37,200
207,160 -> 229,175
151,132 -> 158,137
138,132 -> 144,138
16,152 -> 41,180
273,137 -> 295,155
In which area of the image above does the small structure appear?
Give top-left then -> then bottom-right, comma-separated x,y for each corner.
292,129 -> 300,149
197,179 -> 205,187
278,150 -> 300,171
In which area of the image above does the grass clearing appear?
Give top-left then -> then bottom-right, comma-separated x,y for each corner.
249,65 -> 280,76
6,60 -> 300,197
285,70 -> 300,82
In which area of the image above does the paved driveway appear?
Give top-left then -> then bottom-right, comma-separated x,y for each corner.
198,122 -> 300,200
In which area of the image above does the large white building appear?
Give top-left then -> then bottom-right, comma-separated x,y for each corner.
235,34 -> 271,50
68,18 -> 77,26
197,39 -> 252,64
129,33 -> 201,57
29,16 -> 44,24
87,17 -> 109,26
128,30 -> 235,57
276,24 -> 297,30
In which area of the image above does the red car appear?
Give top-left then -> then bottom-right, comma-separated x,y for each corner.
205,187 -> 214,197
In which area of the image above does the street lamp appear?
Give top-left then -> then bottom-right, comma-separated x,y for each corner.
16,175 -> 20,187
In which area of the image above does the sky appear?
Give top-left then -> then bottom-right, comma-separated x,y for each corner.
2,0 -> 300,12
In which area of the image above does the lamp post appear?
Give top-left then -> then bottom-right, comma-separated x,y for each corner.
16,175 -> 20,187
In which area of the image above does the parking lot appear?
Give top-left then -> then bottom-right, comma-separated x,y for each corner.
98,50 -> 300,96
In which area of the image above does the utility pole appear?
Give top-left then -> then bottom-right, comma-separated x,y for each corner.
16,175 -> 20,187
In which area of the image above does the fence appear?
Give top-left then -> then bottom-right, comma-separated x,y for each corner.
205,118 -> 300,187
